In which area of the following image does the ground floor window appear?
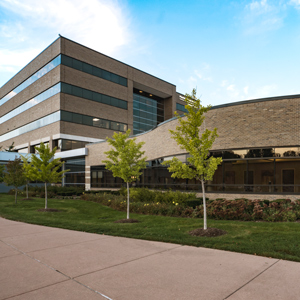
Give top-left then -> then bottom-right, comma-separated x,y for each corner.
90,157 -> 300,194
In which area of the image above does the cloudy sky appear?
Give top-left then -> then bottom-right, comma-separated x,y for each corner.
0,0 -> 300,106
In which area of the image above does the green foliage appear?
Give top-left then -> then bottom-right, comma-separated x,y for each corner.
128,188 -> 196,204
1,194 -> 300,262
103,129 -> 147,219
163,89 -> 222,229
30,143 -> 67,184
103,130 -> 147,184
163,89 -> 222,182
3,157 -> 26,203
30,143 -> 69,208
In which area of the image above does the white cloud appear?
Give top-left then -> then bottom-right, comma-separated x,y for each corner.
242,0 -> 285,34
290,0 -> 300,7
0,0 -> 131,55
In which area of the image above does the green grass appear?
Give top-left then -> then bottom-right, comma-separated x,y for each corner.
1,194 -> 300,262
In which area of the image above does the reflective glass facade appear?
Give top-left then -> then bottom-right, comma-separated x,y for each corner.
176,103 -> 188,113
61,82 -> 127,110
64,158 -> 85,186
133,90 -> 164,135
61,111 -> 127,132
0,111 -> 60,142
61,55 -> 127,87
0,83 -> 60,124
0,56 -> 61,106
91,148 -> 300,194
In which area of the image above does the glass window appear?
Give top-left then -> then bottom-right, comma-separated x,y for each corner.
61,55 -> 73,67
275,147 -> 300,157
92,92 -> 102,102
0,111 -> 60,143
82,115 -> 93,126
1,83 -> 61,124
100,119 -> 110,129
1,55 -> 61,106
102,95 -> 110,105
102,70 -> 111,81
111,73 -> 119,84
61,111 -> 72,122
72,113 -> 83,124
83,63 -> 93,74
92,67 -> 102,77
83,89 -> 93,100
72,86 -> 83,98
72,59 -> 82,71
61,83 -> 72,94
111,122 -> 120,131
119,77 -> 127,87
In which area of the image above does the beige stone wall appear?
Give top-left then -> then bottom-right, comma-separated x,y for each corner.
86,96 -> 300,169
209,97 -> 300,150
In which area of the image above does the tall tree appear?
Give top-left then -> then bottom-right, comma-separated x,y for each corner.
163,89 -> 222,230
30,143 -> 68,209
3,157 -> 26,204
103,129 -> 147,219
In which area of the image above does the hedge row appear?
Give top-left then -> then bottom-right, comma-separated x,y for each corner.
81,192 -> 300,222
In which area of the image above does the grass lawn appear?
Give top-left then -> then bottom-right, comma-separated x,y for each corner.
1,194 -> 300,262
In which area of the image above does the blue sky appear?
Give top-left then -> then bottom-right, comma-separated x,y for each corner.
0,0 -> 300,106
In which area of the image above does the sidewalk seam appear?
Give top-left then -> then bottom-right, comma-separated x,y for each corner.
223,259 -> 281,300
2,240 -> 112,300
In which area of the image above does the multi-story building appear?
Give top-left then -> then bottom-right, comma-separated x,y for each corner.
2,36 -> 300,199
0,36 -> 186,188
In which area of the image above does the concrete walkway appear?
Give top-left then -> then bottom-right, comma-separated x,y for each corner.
0,217 -> 299,300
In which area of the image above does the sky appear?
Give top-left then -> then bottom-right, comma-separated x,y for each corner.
0,0 -> 300,106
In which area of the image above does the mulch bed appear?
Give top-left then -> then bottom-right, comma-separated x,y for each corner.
37,208 -> 62,212
114,219 -> 140,223
189,227 -> 227,237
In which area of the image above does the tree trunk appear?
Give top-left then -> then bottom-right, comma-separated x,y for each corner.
15,189 -> 17,204
45,182 -> 48,209
127,182 -> 130,219
201,180 -> 207,230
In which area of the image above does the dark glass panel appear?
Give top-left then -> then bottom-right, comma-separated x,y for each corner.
83,89 -> 93,100
111,97 -> 118,107
61,55 -> 73,67
83,63 -> 93,74
111,73 -> 119,84
102,95 -> 110,105
72,113 -> 83,124
61,83 -> 72,94
119,77 -> 127,86
102,70 -> 111,81
92,92 -> 102,102
92,66 -> 102,77
72,59 -> 82,71
72,86 -> 83,98
61,110 -> 72,122
82,115 -> 93,126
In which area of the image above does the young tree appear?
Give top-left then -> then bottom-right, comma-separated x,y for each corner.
20,155 -> 35,199
3,157 -> 26,204
163,89 -> 222,230
103,129 -> 147,219
30,143 -> 68,209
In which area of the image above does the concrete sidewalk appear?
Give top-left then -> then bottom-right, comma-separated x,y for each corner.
0,217 -> 299,300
